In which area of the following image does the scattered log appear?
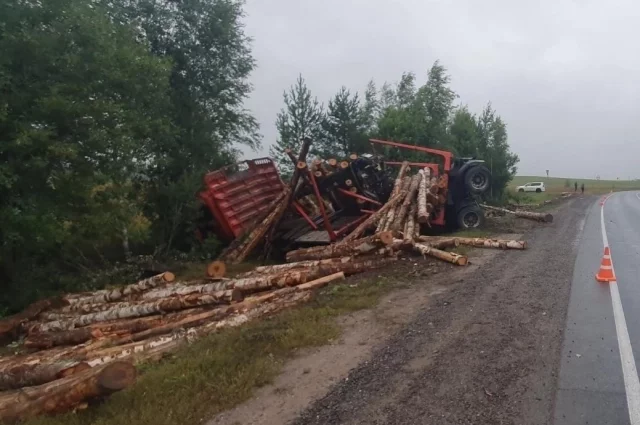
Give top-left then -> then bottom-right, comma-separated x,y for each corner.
0,360 -> 90,391
236,257 -> 362,277
285,231 -> 393,262
0,361 -> 136,422
24,327 -> 103,350
33,292 -> 243,333
381,204 -> 397,232
481,204 -> 553,223
296,272 -> 345,291
416,236 -> 460,249
391,174 -> 421,231
404,204 -> 417,241
206,261 -> 226,278
0,298 -> 66,342
315,255 -> 397,276
413,242 -> 468,266
453,237 -> 527,250
141,282 -> 242,301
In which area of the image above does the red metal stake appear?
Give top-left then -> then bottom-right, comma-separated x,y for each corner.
292,201 -> 318,230
308,169 -> 337,242
336,188 -> 382,206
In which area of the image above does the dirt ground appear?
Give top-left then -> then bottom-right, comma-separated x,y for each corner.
210,197 -> 590,425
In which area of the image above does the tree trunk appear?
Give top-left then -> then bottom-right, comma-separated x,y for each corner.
481,204 -> 553,223
285,231 -> 393,262
141,282 -> 241,301
417,168 -> 431,223
32,292 -> 242,333
0,360 -> 90,391
391,174 -> 421,231
453,237 -> 527,250
0,361 -> 136,423
390,161 -> 410,196
64,272 -> 176,306
24,327 -> 103,350
413,242 -> 468,266
404,205 -> 417,240
296,272 -> 345,290
416,236 -> 460,249
0,298 -> 66,342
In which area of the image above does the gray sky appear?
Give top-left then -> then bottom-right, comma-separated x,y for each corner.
240,0 -> 640,179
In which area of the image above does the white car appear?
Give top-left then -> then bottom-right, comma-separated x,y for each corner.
516,182 -> 546,193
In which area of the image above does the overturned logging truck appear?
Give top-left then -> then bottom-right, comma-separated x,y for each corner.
201,138 -> 493,262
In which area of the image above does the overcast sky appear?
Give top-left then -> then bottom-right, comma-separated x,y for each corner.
239,0 -> 640,180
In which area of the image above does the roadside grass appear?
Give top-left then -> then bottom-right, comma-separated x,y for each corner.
25,276 -> 397,425
510,176 -> 640,195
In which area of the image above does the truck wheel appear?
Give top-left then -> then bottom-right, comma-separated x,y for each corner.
457,206 -> 485,229
518,188 -> 524,192
464,165 -> 491,194
536,188 -> 541,193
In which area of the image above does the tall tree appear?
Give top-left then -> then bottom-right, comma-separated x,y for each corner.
320,87 -> 366,157
415,61 -> 458,147
270,75 -> 324,175
0,0 -> 172,311
100,0 -> 260,252
360,80 -> 379,135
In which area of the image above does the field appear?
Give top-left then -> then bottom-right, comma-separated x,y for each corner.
508,176 -> 640,203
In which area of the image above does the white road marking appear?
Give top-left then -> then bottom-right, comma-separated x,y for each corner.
636,192 -> 640,201
601,194 -> 640,424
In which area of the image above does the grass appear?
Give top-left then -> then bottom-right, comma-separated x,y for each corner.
510,176 -> 640,196
25,276 -> 397,425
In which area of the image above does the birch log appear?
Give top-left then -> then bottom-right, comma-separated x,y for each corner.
236,257 -> 362,277
0,360 -> 90,391
413,242 -> 468,266
404,205 -> 417,241
32,291 -> 243,333
64,273 -> 176,306
417,168 -> 431,223
342,190 -> 406,242
453,237 -> 527,250
480,204 -> 553,223
391,174 -> 421,231
0,298 -> 66,341
390,161 -> 410,197
285,231 -> 393,262
416,236 -> 460,249
0,361 -> 136,423
24,327 -> 103,350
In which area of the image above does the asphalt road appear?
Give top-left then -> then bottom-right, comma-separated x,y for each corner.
554,191 -> 640,425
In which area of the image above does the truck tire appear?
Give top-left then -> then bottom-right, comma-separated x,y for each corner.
518,188 -> 524,192
536,188 -> 541,193
464,165 -> 491,194
457,206 -> 485,229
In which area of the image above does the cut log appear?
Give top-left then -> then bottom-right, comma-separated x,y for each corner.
417,168 -> 431,223
413,242 -> 468,266
285,231 -> 393,262
381,204 -> 398,231
392,174 -> 421,231
206,261 -> 226,278
141,282 -> 242,301
296,272 -> 345,290
24,327 -> 103,350
416,236 -> 460,249
0,361 -> 136,422
0,298 -> 66,342
315,255 -> 397,276
390,161 -> 410,197
339,160 -> 349,169
481,204 -> 553,223
32,292 -> 242,333
453,237 -> 527,250
64,272 -> 176,306
0,360 -> 90,391
236,257 -> 362,277
404,204 -> 417,241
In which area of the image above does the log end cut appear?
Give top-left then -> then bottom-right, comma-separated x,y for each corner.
206,261 -> 227,278
97,361 -> 137,392
544,214 -> 554,223
162,271 -> 176,282
378,231 -> 394,246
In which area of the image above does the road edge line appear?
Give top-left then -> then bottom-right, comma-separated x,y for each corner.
601,194 -> 640,424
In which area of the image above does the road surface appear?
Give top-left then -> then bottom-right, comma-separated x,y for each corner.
294,197 -> 593,425
554,191 -> 640,425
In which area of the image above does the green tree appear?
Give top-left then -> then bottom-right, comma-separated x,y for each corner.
320,87 -> 366,157
270,75 -> 325,175
360,80 -> 379,135
0,0 -> 172,310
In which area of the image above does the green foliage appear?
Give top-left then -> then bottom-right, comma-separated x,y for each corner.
320,87 -> 367,157
270,75 -> 324,175
0,0 -> 258,312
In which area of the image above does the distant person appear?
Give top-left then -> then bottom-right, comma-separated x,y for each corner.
574,182 -> 578,192
581,183 -> 585,194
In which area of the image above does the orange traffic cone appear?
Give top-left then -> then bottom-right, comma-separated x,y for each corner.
595,247 -> 616,282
